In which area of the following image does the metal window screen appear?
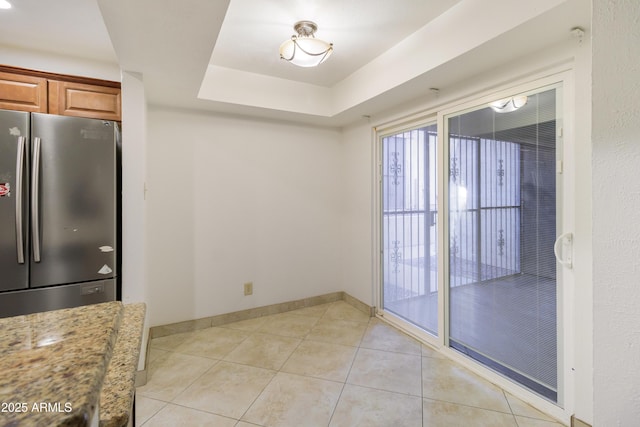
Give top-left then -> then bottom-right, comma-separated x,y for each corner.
382,124 -> 438,335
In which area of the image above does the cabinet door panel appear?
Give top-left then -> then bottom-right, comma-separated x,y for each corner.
0,72 -> 47,112
49,80 -> 121,121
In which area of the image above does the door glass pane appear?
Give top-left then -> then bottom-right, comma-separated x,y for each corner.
382,124 -> 438,335
447,88 -> 558,401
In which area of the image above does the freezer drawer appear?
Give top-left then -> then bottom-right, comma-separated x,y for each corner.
0,279 -> 116,318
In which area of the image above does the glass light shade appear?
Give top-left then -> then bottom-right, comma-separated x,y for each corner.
0,0 -> 12,9
490,95 -> 528,113
279,36 -> 333,67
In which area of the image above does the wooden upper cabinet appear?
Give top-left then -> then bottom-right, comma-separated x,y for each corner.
0,66 -> 121,120
49,80 -> 121,121
0,71 -> 48,112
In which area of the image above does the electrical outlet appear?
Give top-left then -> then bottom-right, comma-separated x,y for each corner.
244,282 -> 253,296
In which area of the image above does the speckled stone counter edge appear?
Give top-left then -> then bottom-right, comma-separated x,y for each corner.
99,303 -> 146,427
0,302 -> 123,427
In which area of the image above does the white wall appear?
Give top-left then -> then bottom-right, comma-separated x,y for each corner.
120,71 -> 149,370
121,72 -> 147,303
0,45 -> 120,81
592,0 -> 640,425
340,121 -> 375,305
146,108 -> 343,327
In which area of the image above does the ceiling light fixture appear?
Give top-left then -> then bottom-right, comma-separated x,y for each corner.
0,0 -> 12,9
490,96 -> 528,113
279,21 -> 333,67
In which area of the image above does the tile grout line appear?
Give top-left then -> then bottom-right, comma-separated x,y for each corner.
503,389 -> 521,426
155,310 -> 498,421
226,315 -> 286,426
233,302 -> 334,426
142,302 -> 560,426
138,346 -> 217,403
156,401 -> 239,424
149,324 -> 265,425
147,323 -> 260,406
232,373 -> 273,426
137,352 -> 222,425
315,302 -> 357,427
326,315 -> 370,426
167,357 -> 221,404
142,301 -> 373,426
137,397 -> 168,427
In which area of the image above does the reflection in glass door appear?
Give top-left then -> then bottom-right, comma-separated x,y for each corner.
447,87 -> 560,401
382,123 -> 438,335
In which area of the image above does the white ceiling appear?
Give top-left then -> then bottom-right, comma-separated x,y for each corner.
0,0 -> 115,63
0,0 -> 589,127
211,0 -> 461,87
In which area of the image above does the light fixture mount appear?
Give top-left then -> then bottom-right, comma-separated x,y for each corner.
294,21 -> 318,37
280,20 -> 333,67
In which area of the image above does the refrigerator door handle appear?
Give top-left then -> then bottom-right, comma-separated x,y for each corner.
15,136 -> 25,264
32,137 -> 41,263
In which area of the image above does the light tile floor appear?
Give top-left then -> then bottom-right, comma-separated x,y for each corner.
136,301 -> 564,427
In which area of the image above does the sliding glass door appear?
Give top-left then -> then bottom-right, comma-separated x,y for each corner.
446,86 -> 560,401
378,83 -> 564,403
381,123 -> 438,335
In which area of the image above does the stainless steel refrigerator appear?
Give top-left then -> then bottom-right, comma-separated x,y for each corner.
0,110 -> 118,317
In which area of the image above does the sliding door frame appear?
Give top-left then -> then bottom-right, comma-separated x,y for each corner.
373,114 -> 442,350
372,69 -> 575,422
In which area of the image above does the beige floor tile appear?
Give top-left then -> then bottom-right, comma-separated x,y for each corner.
514,416 -> 565,427
360,319 -> 422,355
137,352 -> 217,401
150,331 -> 195,351
134,396 -> 166,427
288,303 -> 332,318
242,372 -> 342,427
221,316 -> 267,332
173,361 -> 275,419
422,343 -> 446,359
347,348 -> 422,396
139,305 -> 559,426
223,332 -> 301,370
257,312 -> 319,338
305,317 -> 367,346
323,301 -> 370,323
281,340 -> 357,382
422,357 -> 511,413
142,403 -> 237,427
505,393 -> 557,422
153,327 -> 249,359
329,384 -> 422,427
423,399 -> 518,426
146,347 -> 170,364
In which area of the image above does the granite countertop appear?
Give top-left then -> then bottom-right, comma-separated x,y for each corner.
99,303 -> 146,427
0,301 -> 131,427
